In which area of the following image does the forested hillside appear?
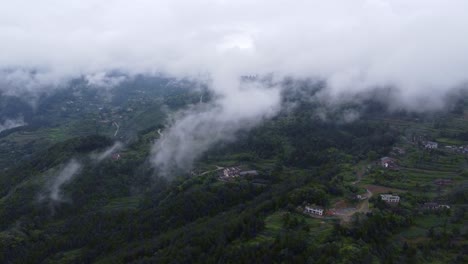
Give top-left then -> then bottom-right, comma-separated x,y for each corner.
0,83 -> 467,264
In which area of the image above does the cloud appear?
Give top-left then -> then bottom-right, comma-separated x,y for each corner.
47,159 -> 82,202
2,0 -> 468,174
151,79 -> 281,175
90,141 -> 124,163
0,116 -> 26,133
0,1 -> 466,96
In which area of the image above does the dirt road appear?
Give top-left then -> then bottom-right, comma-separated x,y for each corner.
112,121 -> 120,137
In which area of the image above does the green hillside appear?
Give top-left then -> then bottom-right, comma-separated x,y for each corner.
0,85 -> 467,263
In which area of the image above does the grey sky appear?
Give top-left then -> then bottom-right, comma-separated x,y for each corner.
2,1 -> 468,174
1,0 -> 467,100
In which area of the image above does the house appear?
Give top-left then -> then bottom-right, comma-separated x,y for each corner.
220,167 -> 261,181
356,193 -> 368,200
380,194 -> 400,203
424,141 -> 438,149
239,170 -> 259,176
304,205 -> 324,216
422,202 -> 450,210
380,157 -> 396,168
459,145 -> 468,154
111,153 -> 121,160
222,167 -> 241,178
433,179 -> 453,186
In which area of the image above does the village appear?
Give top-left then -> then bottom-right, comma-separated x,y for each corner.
298,135 -> 461,222
200,134 -> 461,224
219,166 -> 259,181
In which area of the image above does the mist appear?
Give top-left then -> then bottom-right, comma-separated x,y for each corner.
1,0 -> 468,174
47,159 -> 82,202
152,78 -> 281,175
0,116 -> 26,133
1,1 -> 467,97
90,141 -> 124,163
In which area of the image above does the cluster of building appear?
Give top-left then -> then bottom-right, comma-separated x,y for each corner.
414,136 -> 468,154
444,145 -> 468,154
422,202 -> 450,210
410,136 -> 438,149
304,205 -> 324,216
424,141 -> 438,149
222,167 -> 241,178
380,157 -> 398,169
380,194 -> 400,203
304,193 -> 402,219
219,167 -> 259,180
111,153 -> 121,161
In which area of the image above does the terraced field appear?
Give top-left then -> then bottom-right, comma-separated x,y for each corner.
244,211 -> 335,246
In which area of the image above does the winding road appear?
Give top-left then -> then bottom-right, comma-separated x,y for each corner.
338,164 -> 374,222
198,165 -> 224,176
112,121 -> 120,137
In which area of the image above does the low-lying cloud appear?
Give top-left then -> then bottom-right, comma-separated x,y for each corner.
47,159 -> 82,202
1,0 -> 468,174
90,141 -> 124,163
0,116 -> 26,133
152,79 -> 281,175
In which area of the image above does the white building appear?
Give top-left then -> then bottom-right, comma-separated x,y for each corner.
424,141 -> 438,149
380,157 -> 396,168
380,194 -> 400,203
239,170 -> 259,176
423,203 -> 450,210
221,168 -> 258,179
222,167 -> 241,178
304,205 -> 324,216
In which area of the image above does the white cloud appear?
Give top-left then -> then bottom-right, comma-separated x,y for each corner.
48,159 -> 82,202
151,80 -> 281,175
2,0 -> 467,174
90,141 -> 124,163
0,116 -> 26,133
0,0 -> 466,96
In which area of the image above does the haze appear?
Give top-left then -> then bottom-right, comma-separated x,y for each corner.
1,0 -> 468,173
0,0 -> 466,98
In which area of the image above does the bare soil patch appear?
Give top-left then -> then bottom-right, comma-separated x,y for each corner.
363,184 -> 406,194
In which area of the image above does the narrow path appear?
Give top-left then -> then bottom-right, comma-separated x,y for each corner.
157,129 -> 163,137
198,165 -> 224,176
339,164 -> 373,222
352,164 -> 366,185
112,121 -> 120,137
356,189 -> 373,213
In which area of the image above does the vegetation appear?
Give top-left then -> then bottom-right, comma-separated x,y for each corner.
0,81 -> 466,263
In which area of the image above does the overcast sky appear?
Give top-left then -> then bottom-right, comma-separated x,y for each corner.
1,0 -> 467,98
2,0 -> 468,174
